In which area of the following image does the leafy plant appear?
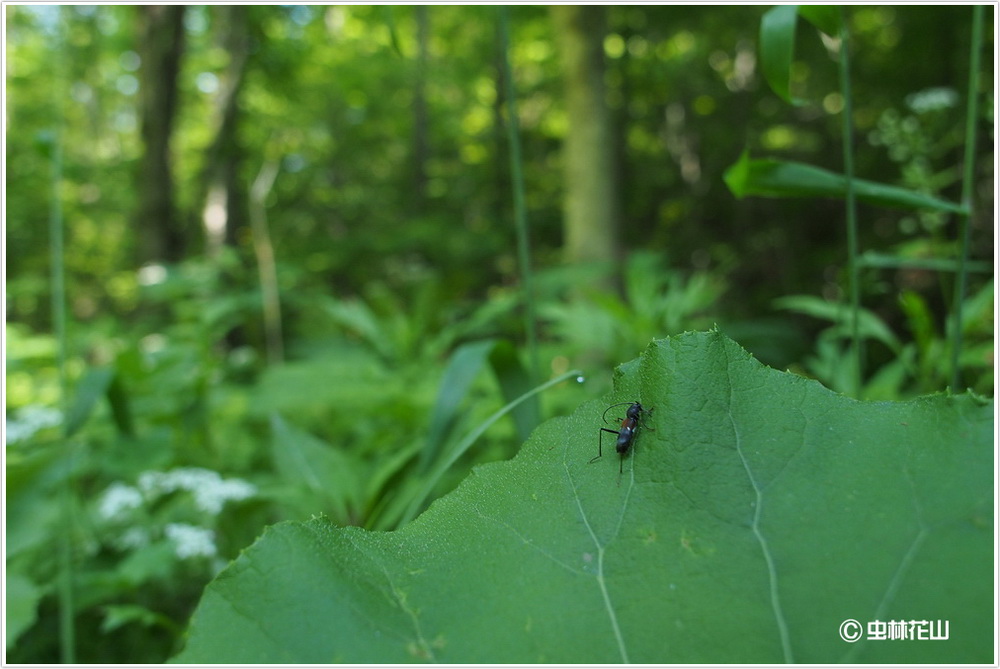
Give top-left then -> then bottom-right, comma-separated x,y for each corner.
261,351 -> 580,531
541,251 -> 727,368
776,280 -> 993,399
4,336 -> 265,662
174,331 -> 993,663
5,283 -> 572,661
726,5 -> 988,397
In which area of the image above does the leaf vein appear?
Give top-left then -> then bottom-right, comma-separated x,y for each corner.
842,466 -> 929,662
563,436 -> 631,663
462,499 -> 584,575
723,349 -> 794,663
342,532 -> 437,662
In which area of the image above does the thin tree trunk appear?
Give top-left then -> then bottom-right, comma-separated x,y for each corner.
199,5 -> 250,257
136,5 -> 186,264
250,159 -> 284,365
550,5 -> 620,285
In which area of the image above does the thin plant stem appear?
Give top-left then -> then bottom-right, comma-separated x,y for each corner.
838,10 -> 861,398
950,5 -> 983,389
499,6 -> 540,383
48,9 -> 75,660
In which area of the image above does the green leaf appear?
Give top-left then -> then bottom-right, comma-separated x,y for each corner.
5,573 -> 41,650
857,251 -> 993,274
175,331 -> 992,663
759,5 -> 806,106
106,366 -> 135,438
321,297 -> 392,360
61,364 -> 135,438
64,366 -> 114,437
758,6 -> 840,104
773,294 -> 901,351
724,153 -> 966,214
798,5 -> 842,37
419,339 -> 496,472
270,414 -> 363,522
101,604 -> 178,634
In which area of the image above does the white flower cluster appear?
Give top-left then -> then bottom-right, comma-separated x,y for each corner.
98,481 -> 144,521
5,406 -> 63,444
165,523 -> 217,559
136,467 -> 257,515
97,467 -> 256,561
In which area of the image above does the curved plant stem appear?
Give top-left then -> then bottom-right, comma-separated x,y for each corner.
401,369 -> 583,526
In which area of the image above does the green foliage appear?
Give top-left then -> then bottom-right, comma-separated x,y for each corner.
256,334 -> 575,531
776,280 -> 993,399
541,251 -> 727,367
5,5 -> 991,664
6,316 -> 266,662
730,5 -> 989,396
5,254 -> 579,661
174,331 -> 993,663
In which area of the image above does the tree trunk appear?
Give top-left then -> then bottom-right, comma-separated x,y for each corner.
550,5 -> 621,284
135,5 -> 186,265
199,5 -> 250,258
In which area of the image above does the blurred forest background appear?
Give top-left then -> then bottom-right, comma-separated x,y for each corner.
4,4 -> 994,663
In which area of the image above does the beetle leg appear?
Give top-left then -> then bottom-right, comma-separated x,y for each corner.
592,427 -> 620,464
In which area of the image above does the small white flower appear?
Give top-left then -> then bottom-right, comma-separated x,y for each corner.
165,523 -> 217,559
137,470 -> 164,496
906,87 -> 958,114
139,467 -> 217,496
117,526 -> 151,550
192,477 -> 257,515
98,482 -> 143,521
6,406 -> 63,444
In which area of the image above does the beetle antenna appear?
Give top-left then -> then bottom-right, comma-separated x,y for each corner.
601,401 -> 636,423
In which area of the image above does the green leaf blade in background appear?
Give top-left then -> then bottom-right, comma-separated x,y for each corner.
798,5 -> 842,38
419,339 -> 496,472
759,5 -> 804,106
724,152 -> 967,214
174,331 -> 992,664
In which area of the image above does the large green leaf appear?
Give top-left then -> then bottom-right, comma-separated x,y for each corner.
174,331 -> 992,663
